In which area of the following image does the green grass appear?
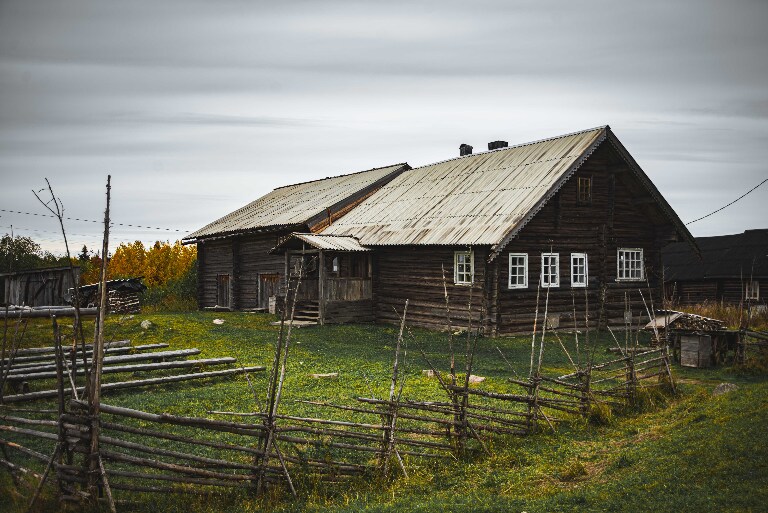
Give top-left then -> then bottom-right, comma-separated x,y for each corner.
1,312 -> 766,513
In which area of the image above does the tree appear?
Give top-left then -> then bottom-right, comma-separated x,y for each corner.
79,245 -> 90,262
0,234 -> 43,273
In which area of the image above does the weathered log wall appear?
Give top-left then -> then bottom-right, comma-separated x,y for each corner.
372,246 -> 487,330
669,278 -> 766,306
2,267 -> 81,307
197,232 -> 288,309
323,300 -> 374,324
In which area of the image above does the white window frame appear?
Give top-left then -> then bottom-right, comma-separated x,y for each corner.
571,253 -> 588,288
746,280 -> 760,300
617,248 -> 644,281
508,253 -> 528,289
541,253 -> 560,288
454,251 -> 474,285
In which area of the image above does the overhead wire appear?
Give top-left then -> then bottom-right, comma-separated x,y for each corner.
0,208 -> 188,232
685,177 -> 768,225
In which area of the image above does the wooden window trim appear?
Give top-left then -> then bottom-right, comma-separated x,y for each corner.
746,280 -> 760,300
454,251 -> 474,286
508,253 -> 528,289
616,248 -> 644,282
571,253 -> 588,288
541,253 -> 560,288
577,176 -> 593,205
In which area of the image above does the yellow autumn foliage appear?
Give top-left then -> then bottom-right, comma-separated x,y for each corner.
108,241 -> 196,287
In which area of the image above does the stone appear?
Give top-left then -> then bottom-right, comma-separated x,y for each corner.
712,382 -> 738,397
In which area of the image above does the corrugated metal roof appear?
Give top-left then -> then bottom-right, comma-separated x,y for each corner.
322,127 -> 607,247
276,233 -> 371,252
185,163 -> 407,240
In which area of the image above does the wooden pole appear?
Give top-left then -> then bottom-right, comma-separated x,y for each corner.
87,175 -> 110,504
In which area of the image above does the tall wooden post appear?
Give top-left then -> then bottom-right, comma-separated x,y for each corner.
318,250 -> 325,325
88,175 -> 111,502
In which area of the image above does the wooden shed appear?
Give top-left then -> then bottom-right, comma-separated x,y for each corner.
0,266 -> 81,307
663,229 -> 767,307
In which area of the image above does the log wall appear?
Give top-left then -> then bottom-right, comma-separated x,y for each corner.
669,278 -> 767,306
197,232 -> 288,309
372,246 -> 487,330
1,267 -> 81,307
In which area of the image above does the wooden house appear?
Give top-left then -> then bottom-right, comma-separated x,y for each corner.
273,126 -> 696,334
183,164 -> 410,310
662,229 -> 767,307
0,266 -> 81,307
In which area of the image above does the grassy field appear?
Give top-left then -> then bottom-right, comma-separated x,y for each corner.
1,311 -> 766,512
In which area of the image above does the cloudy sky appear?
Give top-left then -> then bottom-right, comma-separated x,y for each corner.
1,0 -> 766,255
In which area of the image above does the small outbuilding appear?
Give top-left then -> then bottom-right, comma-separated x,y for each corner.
663,229 -> 767,307
0,266 -> 81,307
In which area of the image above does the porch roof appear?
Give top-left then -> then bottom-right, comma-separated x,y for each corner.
271,233 -> 371,253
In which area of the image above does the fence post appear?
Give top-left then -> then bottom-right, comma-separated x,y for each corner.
579,368 -> 591,418
625,354 -> 636,407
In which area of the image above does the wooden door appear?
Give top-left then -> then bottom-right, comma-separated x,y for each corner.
216,274 -> 231,308
258,273 -> 280,309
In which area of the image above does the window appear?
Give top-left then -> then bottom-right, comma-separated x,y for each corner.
617,248 -> 644,281
746,280 -> 760,300
571,253 -> 588,288
541,253 -> 559,288
332,256 -> 339,273
454,251 -> 474,285
578,176 -> 592,204
508,253 -> 528,289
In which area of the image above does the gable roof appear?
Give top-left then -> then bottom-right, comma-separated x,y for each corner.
322,126 -> 694,258
184,163 -> 409,242
662,229 -> 768,281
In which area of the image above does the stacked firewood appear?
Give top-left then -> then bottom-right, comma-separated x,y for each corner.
661,310 -> 725,332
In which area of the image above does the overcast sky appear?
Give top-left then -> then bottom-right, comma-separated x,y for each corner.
1,0 -> 767,255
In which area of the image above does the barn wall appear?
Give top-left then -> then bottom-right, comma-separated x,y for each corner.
670,278 -> 767,306
197,232 -> 287,309
2,268 -> 81,307
372,246 -> 488,331
494,143 -> 678,335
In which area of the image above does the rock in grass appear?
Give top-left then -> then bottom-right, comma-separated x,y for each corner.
140,320 -> 152,330
213,319 -> 225,325
712,382 -> 738,397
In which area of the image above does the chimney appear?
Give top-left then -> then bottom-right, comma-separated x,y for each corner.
488,140 -> 508,151
459,143 -> 473,156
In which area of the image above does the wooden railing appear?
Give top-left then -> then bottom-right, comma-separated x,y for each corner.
324,278 -> 372,301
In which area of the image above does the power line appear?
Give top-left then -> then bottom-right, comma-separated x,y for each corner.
0,208 -> 188,232
685,177 -> 768,225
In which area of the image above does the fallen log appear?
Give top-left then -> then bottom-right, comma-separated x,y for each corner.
7,357 -> 238,382
8,340 -> 130,358
5,343 -> 167,366
0,307 -> 98,319
5,348 -> 202,376
2,366 -> 266,403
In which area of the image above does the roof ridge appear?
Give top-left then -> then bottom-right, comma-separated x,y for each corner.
407,125 -> 609,172
272,162 -> 408,191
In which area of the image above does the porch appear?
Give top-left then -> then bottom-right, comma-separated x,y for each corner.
274,233 -> 374,325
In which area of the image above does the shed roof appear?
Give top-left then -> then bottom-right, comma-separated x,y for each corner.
662,229 -> 768,281
184,163 -> 408,241
322,126 -> 694,258
272,233 -> 370,253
